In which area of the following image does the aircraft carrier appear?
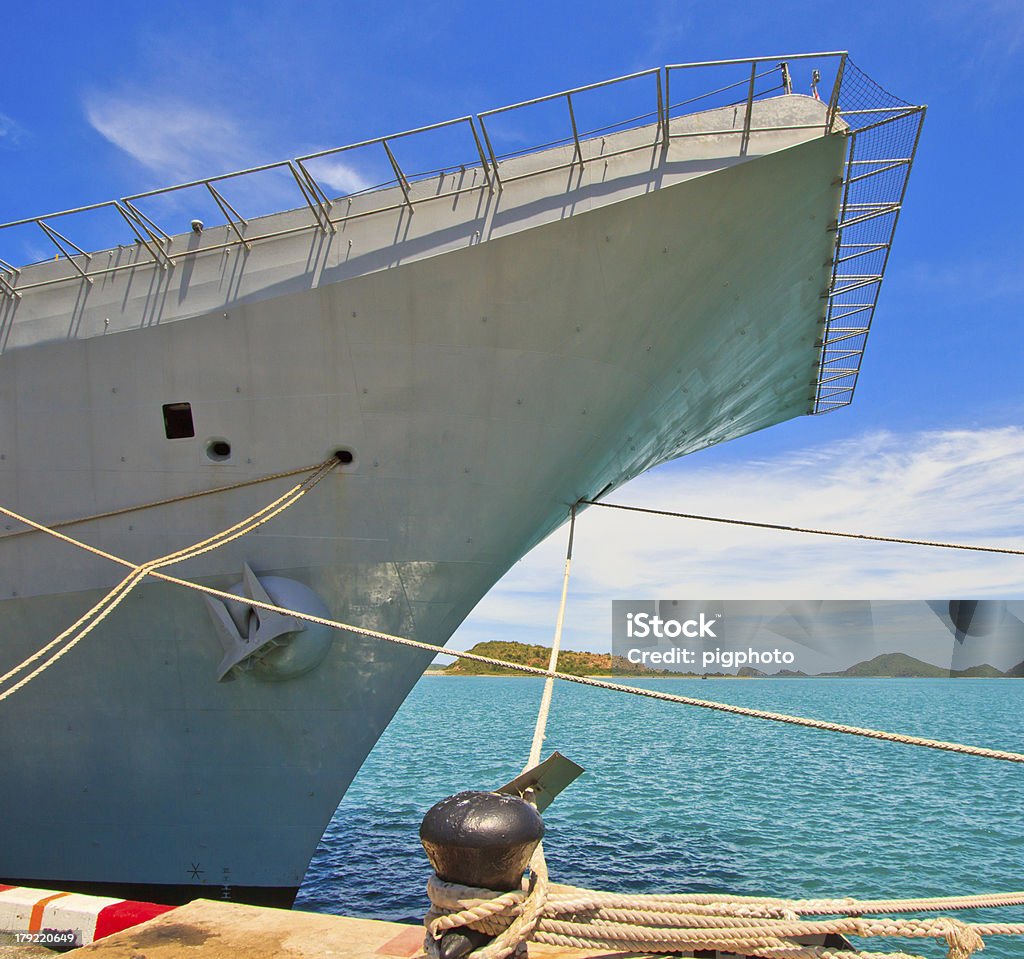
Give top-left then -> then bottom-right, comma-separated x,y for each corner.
0,54 -> 924,905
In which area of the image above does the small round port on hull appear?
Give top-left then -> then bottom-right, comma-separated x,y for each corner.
206,439 -> 232,462
330,448 -> 356,469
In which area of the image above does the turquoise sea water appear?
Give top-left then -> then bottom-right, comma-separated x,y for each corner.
296,677 -> 1024,958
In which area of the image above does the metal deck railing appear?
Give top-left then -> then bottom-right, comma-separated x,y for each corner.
0,53 -> 924,416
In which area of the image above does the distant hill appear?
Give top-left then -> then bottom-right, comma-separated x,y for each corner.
440,641 -> 684,677
838,652 -> 950,678
829,653 -> 1007,678
954,663 -> 1005,678
431,642 -> 1015,678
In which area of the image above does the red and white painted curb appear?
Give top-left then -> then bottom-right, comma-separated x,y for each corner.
0,884 -> 176,946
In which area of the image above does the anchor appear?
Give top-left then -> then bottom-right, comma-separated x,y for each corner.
203,564 -> 332,681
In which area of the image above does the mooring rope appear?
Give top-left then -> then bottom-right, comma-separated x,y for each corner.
0,463 -> 328,543
426,873 -> 1024,959
580,499 -> 1024,556
0,458 -> 339,702
525,504 -> 576,771
1,504 -> 1022,764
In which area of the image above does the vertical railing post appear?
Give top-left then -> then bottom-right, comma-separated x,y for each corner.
655,68 -> 666,147
0,256 -> 22,298
0,258 -> 20,298
468,118 -> 494,191
476,114 -> 503,188
566,93 -> 584,166
121,199 -> 173,246
206,183 -> 250,249
114,202 -> 172,268
36,220 -> 93,282
740,61 -> 757,156
827,53 -> 847,133
289,161 -> 335,234
664,66 -> 672,136
381,139 -> 413,212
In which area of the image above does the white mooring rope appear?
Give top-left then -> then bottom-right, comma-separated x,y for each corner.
1,494 -> 1022,763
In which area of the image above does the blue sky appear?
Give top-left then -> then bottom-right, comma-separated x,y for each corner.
2,1 -> 1022,654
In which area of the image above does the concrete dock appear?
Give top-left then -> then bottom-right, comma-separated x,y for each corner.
56,899 -> 621,959
2,892 -> 853,958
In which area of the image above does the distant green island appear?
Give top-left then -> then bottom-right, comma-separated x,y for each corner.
426,642 -> 1024,678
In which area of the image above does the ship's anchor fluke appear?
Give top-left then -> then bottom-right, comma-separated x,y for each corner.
204,564 -> 333,682
205,564 -> 304,680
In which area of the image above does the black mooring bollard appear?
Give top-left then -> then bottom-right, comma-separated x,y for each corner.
421,791 -> 545,959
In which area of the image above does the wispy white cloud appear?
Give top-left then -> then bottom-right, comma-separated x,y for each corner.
0,111 -> 27,150
449,427 -> 1024,656
84,93 -> 251,181
309,158 -> 373,196
82,89 -> 373,224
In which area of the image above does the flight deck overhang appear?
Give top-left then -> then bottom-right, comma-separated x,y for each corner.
0,54 -> 924,416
